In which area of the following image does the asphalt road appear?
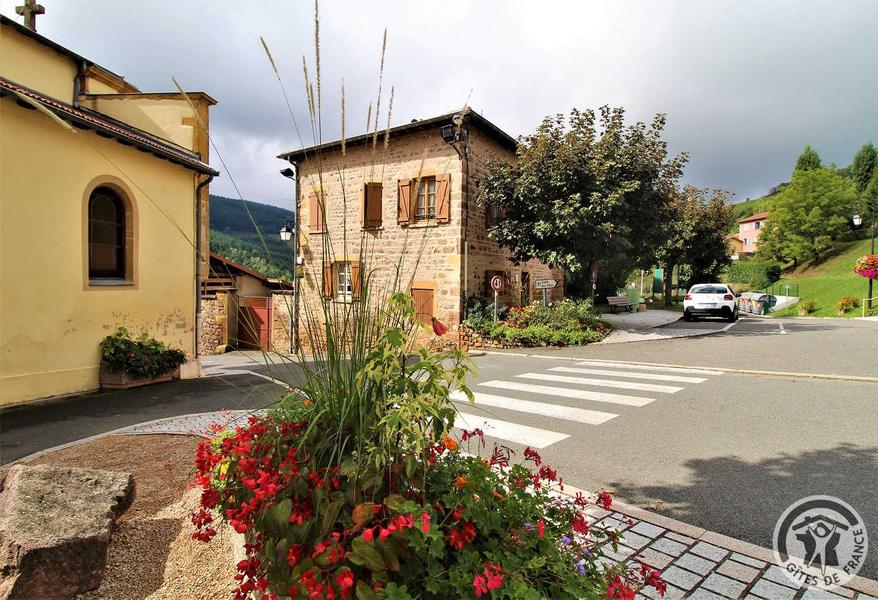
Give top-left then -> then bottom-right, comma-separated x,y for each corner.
2,316 -> 875,578
510,315 -> 878,378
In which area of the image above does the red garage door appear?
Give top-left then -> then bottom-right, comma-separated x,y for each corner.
237,296 -> 272,350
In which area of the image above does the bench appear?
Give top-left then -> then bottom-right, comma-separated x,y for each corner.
607,295 -> 636,313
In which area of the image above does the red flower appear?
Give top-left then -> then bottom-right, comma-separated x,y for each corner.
596,490 -> 613,511
431,317 -> 449,336
287,544 -> 303,567
447,521 -> 477,550
335,569 -> 355,598
537,519 -> 545,538
523,446 -> 542,466
604,575 -> 637,600
420,511 -> 431,533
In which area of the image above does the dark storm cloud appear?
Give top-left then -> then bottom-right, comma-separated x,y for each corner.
3,0 -> 876,207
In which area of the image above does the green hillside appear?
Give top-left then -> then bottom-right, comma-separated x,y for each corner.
777,237 -> 875,317
209,195 -> 296,279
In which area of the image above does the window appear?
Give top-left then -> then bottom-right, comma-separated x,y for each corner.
755,221 -> 761,229
743,238 -> 749,246
363,182 -> 383,229
336,262 -> 352,301
486,203 -> 503,229
88,187 -> 126,280
322,261 -> 360,301
415,177 -> 437,221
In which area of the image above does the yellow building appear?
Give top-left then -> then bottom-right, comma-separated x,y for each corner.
0,14 -> 218,405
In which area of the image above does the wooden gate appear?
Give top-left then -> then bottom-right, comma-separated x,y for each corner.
237,296 -> 272,350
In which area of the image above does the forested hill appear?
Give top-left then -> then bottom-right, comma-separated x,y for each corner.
209,195 -> 295,279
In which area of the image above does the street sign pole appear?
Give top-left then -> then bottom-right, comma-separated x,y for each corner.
542,288 -> 548,306
494,289 -> 498,322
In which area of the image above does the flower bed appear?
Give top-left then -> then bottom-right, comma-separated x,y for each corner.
99,327 -> 186,389
189,293 -> 663,599
461,299 -> 608,348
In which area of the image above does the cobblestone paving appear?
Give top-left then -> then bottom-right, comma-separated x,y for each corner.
113,411 -> 876,600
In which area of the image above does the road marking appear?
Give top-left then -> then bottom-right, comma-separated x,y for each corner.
479,380 -> 655,407
575,360 -> 724,376
454,411 -> 569,449
517,372 -> 683,394
548,366 -> 707,384
450,390 -> 618,425
778,324 -> 788,335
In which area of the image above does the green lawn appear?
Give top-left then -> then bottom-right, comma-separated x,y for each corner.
775,238 -> 875,317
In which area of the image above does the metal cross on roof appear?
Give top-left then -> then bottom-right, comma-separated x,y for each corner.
15,0 -> 45,32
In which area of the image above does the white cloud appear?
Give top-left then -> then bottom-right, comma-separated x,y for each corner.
3,0 -> 876,206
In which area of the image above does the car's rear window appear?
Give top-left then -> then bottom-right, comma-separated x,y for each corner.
690,285 -> 728,294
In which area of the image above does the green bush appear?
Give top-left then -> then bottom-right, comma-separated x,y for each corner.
835,296 -> 860,314
462,297 -> 500,333
99,327 -> 186,377
798,298 -> 817,315
724,259 -> 781,288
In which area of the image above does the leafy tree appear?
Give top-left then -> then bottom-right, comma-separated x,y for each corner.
762,168 -> 857,264
654,186 -> 735,304
795,145 -> 822,172
478,107 -> 686,278
851,142 -> 877,194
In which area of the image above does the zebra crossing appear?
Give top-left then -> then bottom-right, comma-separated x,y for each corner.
452,359 -> 722,449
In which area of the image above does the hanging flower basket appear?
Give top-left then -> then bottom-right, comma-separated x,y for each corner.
854,254 -> 878,281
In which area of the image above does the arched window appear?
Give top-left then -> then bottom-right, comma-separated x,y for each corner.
88,187 -> 126,279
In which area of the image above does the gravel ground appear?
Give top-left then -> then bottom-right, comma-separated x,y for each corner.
28,434 -> 241,600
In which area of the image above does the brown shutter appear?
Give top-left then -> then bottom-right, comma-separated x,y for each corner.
411,288 -> 434,324
436,173 -> 451,224
486,203 -> 494,229
309,191 -> 325,233
351,261 -> 362,300
397,179 -> 411,225
322,263 -> 334,298
364,183 -> 382,228
308,191 -> 320,233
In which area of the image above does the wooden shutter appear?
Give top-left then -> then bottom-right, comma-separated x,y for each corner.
397,179 -> 411,225
436,173 -> 451,224
322,263 -> 334,298
486,203 -> 494,229
308,191 -> 324,233
351,261 -> 362,300
411,288 -> 434,324
363,183 -> 382,229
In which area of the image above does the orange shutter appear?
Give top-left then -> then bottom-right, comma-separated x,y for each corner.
436,173 -> 451,224
351,262 -> 362,299
322,263 -> 334,298
411,288 -> 434,324
397,179 -> 411,225
364,183 -> 382,228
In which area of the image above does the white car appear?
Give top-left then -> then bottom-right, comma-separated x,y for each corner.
683,283 -> 738,322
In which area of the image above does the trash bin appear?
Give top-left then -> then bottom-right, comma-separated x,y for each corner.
738,292 -> 776,315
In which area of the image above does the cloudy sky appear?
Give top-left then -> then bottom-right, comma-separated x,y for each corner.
4,0 -> 877,209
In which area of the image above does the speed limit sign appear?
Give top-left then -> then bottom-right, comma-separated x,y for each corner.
490,275 -> 504,292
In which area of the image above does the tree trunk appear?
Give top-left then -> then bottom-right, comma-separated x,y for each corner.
664,264 -> 674,306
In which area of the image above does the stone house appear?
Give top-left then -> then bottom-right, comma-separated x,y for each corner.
277,109 -> 564,345
0,13 -> 216,405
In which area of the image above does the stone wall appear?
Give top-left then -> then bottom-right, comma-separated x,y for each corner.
270,292 -> 294,353
199,292 -> 229,355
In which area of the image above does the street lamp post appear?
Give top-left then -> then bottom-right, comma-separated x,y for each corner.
280,167 -> 298,353
853,212 -> 876,309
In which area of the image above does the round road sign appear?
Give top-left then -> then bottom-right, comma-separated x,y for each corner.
490,275 -> 504,292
